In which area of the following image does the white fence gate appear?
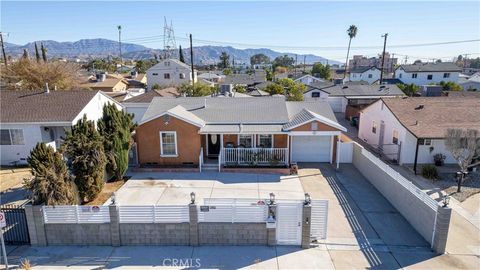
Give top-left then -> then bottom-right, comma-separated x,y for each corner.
276,203 -> 303,245
310,200 -> 329,241
338,141 -> 353,163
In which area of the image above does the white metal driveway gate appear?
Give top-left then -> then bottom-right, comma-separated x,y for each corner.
276,203 -> 303,245
310,199 -> 329,241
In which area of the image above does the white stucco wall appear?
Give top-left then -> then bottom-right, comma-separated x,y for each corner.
327,97 -> 347,113
395,69 -> 459,85
359,100 -> 456,165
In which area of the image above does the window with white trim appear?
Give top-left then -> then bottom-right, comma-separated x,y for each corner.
164,73 -> 171,79
443,73 -> 450,78
258,134 -> 273,148
160,132 -> 177,156
372,121 -> 377,134
239,134 -> 253,148
0,129 -> 25,145
412,73 -> 418,79
179,73 -> 185,79
311,92 -> 320,98
427,74 -> 433,80
368,74 -> 373,78
392,130 -> 399,145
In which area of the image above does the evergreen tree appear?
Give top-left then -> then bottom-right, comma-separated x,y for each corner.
25,143 -> 79,205
34,43 -> 40,62
41,43 -> 47,63
179,45 -> 185,63
98,103 -> 136,181
62,115 -> 106,203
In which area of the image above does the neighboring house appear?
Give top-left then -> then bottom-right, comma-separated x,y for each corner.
348,66 -> 381,84
134,97 -> 347,169
122,87 -> 180,124
358,97 -> 480,172
303,82 -> 405,119
82,73 -> 129,92
126,73 -> 147,89
294,74 -> 325,85
223,72 -> 266,87
197,72 -> 225,83
0,90 -> 121,165
395,62 -> 461,85
146,59 -> 197,90
459,73 -> 480,91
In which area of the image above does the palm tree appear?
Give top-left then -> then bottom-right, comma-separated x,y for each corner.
343,25 -> 358,80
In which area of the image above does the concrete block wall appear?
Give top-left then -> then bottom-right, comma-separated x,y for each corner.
45,224 -> 111,245
119,223 -> 190,245
351,143 -> 451,254
198,223 -> 267,245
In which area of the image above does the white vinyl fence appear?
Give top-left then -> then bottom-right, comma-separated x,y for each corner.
310,200 -> 329,241
338,141 -> 353,163
43,206 -> 110,224
118,205 -> 189,223
200,198 -> 268,223
221,148 -> 288,166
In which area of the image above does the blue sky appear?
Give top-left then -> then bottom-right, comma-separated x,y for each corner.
1,1 -> 479,62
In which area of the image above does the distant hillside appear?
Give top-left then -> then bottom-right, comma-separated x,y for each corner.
4,38 -> 340,65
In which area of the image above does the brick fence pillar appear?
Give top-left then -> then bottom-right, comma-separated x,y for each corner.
109,205 -> 121,247
189,204 -> 199,246
432,206 -> 452,254
267,204 -> 277,246
301,204 -> 312,249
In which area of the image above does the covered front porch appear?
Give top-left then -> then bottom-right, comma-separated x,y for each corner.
201,133 -> 289,167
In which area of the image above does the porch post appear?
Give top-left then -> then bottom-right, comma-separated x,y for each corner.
336,136 -> 340,170
220,134 -> 224,148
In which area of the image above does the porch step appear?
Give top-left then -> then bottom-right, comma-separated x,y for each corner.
201,163 -> 219,171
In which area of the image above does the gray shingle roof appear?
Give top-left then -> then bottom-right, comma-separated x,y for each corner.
399,62 -> 461,73
140,97 -> 342,131
223,73 -> 266,85
318,84 -> 404,97
349,66 -> 379,73
0,90 -> 100,123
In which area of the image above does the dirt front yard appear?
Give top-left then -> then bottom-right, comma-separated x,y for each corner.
86,180 -> 127,206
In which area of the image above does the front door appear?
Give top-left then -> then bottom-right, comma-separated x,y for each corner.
207,134 -> 221,157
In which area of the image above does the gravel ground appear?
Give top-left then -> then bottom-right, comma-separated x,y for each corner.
434,170 -> 480,202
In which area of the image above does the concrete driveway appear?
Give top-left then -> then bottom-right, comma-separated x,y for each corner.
299,163 -> 480,269
112,172 -> 305,205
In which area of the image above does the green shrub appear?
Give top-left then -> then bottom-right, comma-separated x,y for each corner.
421,165 -> 439,180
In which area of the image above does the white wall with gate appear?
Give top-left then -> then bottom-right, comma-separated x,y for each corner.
310,200 -> 329,241
276,202 -> 303,245
337,141 -> 353,163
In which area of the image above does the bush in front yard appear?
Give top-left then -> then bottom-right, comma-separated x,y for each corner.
421,165 -> 439,180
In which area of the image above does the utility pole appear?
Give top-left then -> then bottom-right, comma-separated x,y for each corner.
404,55 -> 408,64
303,55 -> 306,73
190,34 -> 195,89
0,32 -> 7,65
294,54 -> 297,76
379,33 -> 388,85
117,25 -> 122,65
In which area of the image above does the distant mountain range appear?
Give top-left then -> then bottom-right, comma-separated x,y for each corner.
4,38 -> 340,65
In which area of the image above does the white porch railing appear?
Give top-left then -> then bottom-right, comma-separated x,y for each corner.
221,148 -> 288,166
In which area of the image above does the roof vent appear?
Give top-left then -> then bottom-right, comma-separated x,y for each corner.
45,83 -> 50,94
414,105 -> 424,110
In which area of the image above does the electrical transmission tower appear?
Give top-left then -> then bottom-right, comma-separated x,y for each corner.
163,17 -> 176,59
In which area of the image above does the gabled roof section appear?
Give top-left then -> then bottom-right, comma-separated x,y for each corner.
0,90 -> 100,123
140,105 -> 205,127
350,66 -> 379,74
283,108 -> 346,132
123,88 -> 179,103
147,58 -> 191,71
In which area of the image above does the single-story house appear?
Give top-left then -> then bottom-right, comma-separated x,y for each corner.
358,96 -> 480,172
81,73 -> 129,92
122,87 -> 180,124
0,90 -> 121,165
348,66 -> 381,84
459,72 -> 480,91
303,83 -> 405,118
134,97 -> 347,169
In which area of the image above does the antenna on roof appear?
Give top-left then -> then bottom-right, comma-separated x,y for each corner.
45,83 -> 50,94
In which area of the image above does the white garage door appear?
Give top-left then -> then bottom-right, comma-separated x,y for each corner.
291,136 -> 331,162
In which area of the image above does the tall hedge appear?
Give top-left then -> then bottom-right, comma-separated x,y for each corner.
25,142 -> 79,205
62,115 -> 106,203
98,103 -> 135,181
